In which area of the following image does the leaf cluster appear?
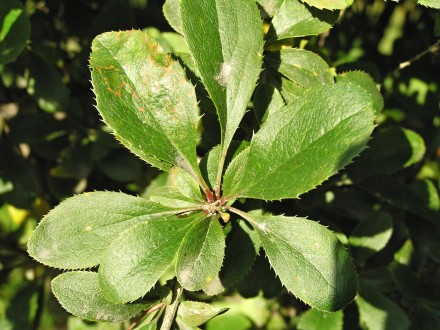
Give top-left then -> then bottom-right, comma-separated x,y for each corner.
0,0 -> 439,329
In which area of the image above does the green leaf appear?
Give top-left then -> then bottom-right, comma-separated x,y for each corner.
349,212 -> 393,263
348,127 -> 425,181
219,220 -> 261,288
28,192 -> 176,269
177,301 -> 228,327
98,212 -> 204,303
180,0 -> 264,157
25,51 -> 70,113
257,0 -> 283,18
356,282 -> 410,330
265,48 -> 334,101
411,179 -> 440,212
90,31 -> 202,182
360,176 -> 438,222
150,166 -> 204,208
268,48 -> 334,88
336,71 -> 383,115
176,218 -> 225,291
302,0 -> 353,10
52,271 -> 148,323
253,84 -> 284,123
417,0 -> 440,9
163,0 -> 183,34
388,261 -> 420,300
205,219 -> 260,295
97,149 -> 145,182
206,312 -> 252,330
242,212 -> 358,311
267,0 -> 339,41
200,142 -> 249,190
169,167 -> 204,202
150,186 -> 202,208
223,82 -> 376,200
237,253 -> 283,298
89,0 -> 136,37
0,140 -> 37,209
410,304 -> 440,330
0,0 -> 30,65
297,308 -> 343,330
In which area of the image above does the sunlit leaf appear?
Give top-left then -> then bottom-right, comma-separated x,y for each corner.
28,192 -> 176,269
242,212 -> 358,311
52,271 -> 148,322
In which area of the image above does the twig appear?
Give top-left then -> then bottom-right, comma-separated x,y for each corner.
127,302 -> 165,330
159,281 -> 183,330
391,40 -> 440,76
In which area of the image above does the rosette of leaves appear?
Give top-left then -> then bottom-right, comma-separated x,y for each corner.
28,0 -> 383,328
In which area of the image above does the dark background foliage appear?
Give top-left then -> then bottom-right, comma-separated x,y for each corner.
1,0 -> 439,329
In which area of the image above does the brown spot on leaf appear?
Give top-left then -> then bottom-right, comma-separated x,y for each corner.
107,82 -> 126,97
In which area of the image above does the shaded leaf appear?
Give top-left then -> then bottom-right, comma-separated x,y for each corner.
28,192 -> 176,269
177,301 -> 228,327
89,0 -> 136,37
237,253 -> 283,299
410,304 -> 440,330
348,127 -> 425,181
257,0 -> 283,18
349,212 -> 393,263
52,271 -> 148,323
200,142 -> 249,190
25,51 -> 70,113
242,212 -> 358,311
411,179 -> 440,212
253,84 -> 284,123
216,220 -> 260,287
223,82 -> 376,200
265,48 -> 334,101
360,176 -> 438,222
177,218 -> 225,291
0,0 -> 30,65
267,0 -> 339,42
298,308 -> 343,330
99,212 -> 204,303
0,141 -> 37,209
97,149 -> 145,182
181,0 -> 264,159
90,31 -> 202,183
204,219 -> 261,295
150,186 -> 202,208
388,261 -> 420,300
356,282 -> 410,330
267,48 -> 334,89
